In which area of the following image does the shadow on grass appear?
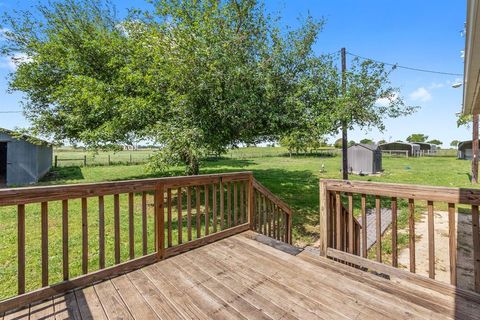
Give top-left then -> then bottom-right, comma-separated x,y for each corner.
42,166 -> 84,183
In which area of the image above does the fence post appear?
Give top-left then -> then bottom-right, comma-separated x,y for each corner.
130,153 -> 132,164
54,155 -> 58,168
155,184 -> 165,260
248,173 -> 254,230
319,180 -> 329,256
108,155 -> 111,166
83,155 -> 87,167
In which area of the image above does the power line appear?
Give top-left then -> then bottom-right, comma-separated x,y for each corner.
0,111 -> 22,114
346,51 -> 463,76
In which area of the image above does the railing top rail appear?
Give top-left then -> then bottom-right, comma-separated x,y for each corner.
0,171 -> 253,206
320,179 -> 480,205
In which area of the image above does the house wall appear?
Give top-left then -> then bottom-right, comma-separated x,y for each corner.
0,132 -> 52,186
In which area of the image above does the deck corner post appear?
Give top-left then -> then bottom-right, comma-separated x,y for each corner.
155,183 -> 165,260
319,180 -> 329,256
248,173 -> 254,230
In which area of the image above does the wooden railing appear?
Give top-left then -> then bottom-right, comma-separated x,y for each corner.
252,179 -> 293,244
0,172 -> 292,313
319,179 -> 480,293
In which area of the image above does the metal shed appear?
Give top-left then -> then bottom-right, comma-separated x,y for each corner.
0,129 -> 53,186
347,144 -> 382,174
458,140 -> 478,159
378,142 -> 421,157
415,142 -> 437,155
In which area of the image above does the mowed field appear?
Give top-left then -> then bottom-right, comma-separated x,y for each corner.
0,147 -> 474,300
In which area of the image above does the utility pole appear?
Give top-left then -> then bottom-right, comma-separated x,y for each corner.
473,113 -> 479,183
341,47 -> 348,180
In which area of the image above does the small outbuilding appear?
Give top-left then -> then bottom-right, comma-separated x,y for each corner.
378,142 -> 421,157
347,144 -> 382,174
458,140 -> 479,160
0,129 -> 53,186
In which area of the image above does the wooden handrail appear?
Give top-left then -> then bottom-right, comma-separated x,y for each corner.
252,179 -> 292,215
0,171 -> 252,206
320,179 -> 480,205
0,171 -> 294,313
319,178 -> 480,294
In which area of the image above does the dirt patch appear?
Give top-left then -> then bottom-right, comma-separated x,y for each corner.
398,211 -> 475,291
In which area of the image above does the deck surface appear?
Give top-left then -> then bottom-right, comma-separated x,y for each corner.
3,231 -> 480,320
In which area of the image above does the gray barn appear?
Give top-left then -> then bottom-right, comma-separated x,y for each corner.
0,129 -> 53,186
378,142 -> 421,157
347,144 -> 382,174
415,142 -> 437,155
458,140 -> 478,159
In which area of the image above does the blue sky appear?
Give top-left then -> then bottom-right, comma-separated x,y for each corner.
0,0 -> 469,146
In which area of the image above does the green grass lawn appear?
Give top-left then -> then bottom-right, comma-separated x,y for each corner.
0,147 -> 475,300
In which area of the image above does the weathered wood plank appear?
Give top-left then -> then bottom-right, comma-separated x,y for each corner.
448,203 -> 457,286
98,196 -> 105,270
167,188 -> 173,247
41,201 -> 49,287
74,286 -> 108,320
408,198 -> 416,273
17,204 -> 25,294
94,280 -> 133,319
142,191 -> 148,256
375,196 -> 381,262
196,186 -> 201,239
177,187 -> 183,244
361,194 -> 367,258
348,193 -> 354,254
53,292 -> 82,320
129,192 -> 135,259
114,194 -> 120,264
204,185 -> 209,236
81,198 -> 88,274
187,187 -> 192,241
391,197 -> 398,267
472,204 -> 480,293
428,201 -> 435,279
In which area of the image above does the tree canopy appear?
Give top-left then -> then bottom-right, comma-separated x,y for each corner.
427,139 -> 442,146
2,0 -> 325,174
406,133 -> 428,143
450,140 -> 460,147
359,138 -> 374,144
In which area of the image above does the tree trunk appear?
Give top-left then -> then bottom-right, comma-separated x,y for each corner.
186,155 -> 200,175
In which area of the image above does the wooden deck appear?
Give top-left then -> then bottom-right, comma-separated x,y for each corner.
3,231 -> 480,320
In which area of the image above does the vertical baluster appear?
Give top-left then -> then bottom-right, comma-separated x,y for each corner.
205,185 -> 209,236
41,201 -> 48,286
409,198 -> 416,273
272,204 -> 277,239
220,181 -> 225,230
81,198 -> 88,274
262,195 -> 267,235
129,192 -> 135,259
472,204 -> 480,292
428,201 -> 435,279
213,184 -> 217,233
167,189 -> 172,247
141,192 -> 147,255
391,197 -> 398,267
18,204 -> 25,294
187,187 -> 192,241
227,182 -> 232,228
240,182 -> 244,224
335,192 -> 342,250
98,196 -> 105,269
177,188 -> 183,244
361,194 -> 367,258
62,200 -> 69,279
196,186 -> 201,238
448,203 -> 457,285
114,194 -> 120,264
155,185 -> 165,259
234,182 -> 238,226
348,194 -> 354,254
268,200 -> 273,237
375,196 -> 382,262
256,191 -> 260,232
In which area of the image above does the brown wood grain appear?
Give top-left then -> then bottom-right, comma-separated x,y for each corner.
82,197 -> 88,274
448,203 -> 457,286
114,194 -> 120,264
375,196 -> 381,263
41,201 -> 48,287
129,192 -> 135,259
98,196 -> 105,270
17,204 -> 25,294
408,198 -> 415,273
427,201 -> 435,279
391,197 -> 398,268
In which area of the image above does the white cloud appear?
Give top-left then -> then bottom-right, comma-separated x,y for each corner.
409,87 -> 432,102
376,92 -> 399,107
429,82 -> 444,89
0,53 -> 32,71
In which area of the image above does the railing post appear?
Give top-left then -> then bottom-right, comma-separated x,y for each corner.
248,173 -> 254,230
319,180 -> 329,256
155,184 -> 165,260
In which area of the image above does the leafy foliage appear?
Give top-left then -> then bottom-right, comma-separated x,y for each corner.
450,140 -> 460,147
427,139 -> 442,146
1,0 -> 326,174
359,138 -> 374,144
406,133 -> 428,143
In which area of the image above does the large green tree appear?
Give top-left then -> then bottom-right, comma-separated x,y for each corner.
2,0 -> 326,174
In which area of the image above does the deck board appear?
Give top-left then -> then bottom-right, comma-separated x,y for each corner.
4,231 -> 480,319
